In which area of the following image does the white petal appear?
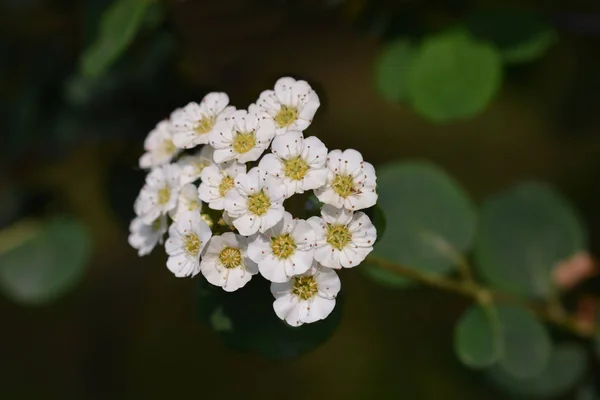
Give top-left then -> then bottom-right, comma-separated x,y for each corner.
233,213 -> 261,236
316,267 -> 341,299
259,255 -> 289,283
222,267 -> 252,292
302,296 -> 335,324
274,296 -> 304,327
274,77 -> 296,105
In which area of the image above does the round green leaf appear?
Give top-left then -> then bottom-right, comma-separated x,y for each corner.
0,217 -> 92,305
496,306 -> 552,379
374,39 -> 414,102
454,304 -> 500,368
489,343 -> 586,398
406,30 -> 502,122
367,161 -> 476,287
474,183 -> 587,298
465,8 -> 557,64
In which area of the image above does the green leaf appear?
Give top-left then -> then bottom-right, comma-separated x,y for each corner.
406,30 -> 502,122
474,183 -> 586,298
579,384 -> 600,400
374,39 -> 415,102
0,217 -> 92,305
197,277 -> 342,360
80,0 -> 149,78
489,343 -> 586,398
496,306 -> 552,379
364,161 -> 476,288
465,8 -> 558,64
454,304 -> 500,368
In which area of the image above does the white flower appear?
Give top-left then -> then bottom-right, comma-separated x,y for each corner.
224,167 -> 286,236
254,77 -> 320,136
271,264 -> 340,327
259,131 -> 328,198
139,120 -> 180,169
198,160 -> 246,210
134,164 -> 182,224
128,215 -> 167,256
169,183 -> 202,221
165,210 -> 212,278
171,93 -> 235,149
177,145 -> 215,185
208,109 -> 276,163
314,149 -> 377,211
308,205 -> 376,269
247,211 -> 315,283
200,232 -> 258,292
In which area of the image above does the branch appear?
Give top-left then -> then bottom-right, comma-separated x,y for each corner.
365,255 -> 595,339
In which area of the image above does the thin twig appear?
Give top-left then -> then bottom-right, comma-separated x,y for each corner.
366,255 -> 596,339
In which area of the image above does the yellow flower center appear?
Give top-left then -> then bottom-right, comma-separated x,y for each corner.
183,233 -> 201,256
163,139 -> 176,155
218,176 -> 235,198
283,156 -> 310,181
331,174 -> 355,198
292,276 -> 318,300
195,115 -> 216,135
232,132 -> 256,154
274,105 -> 298,128
157,186 -> 171,205
271,234 -> 296,259
247,190 -> 271,216
219,247 -> 242,269
325,223 -> 351,251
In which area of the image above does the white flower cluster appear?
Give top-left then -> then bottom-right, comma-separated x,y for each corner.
129,77 -> 378,327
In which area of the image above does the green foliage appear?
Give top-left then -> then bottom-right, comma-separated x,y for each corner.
0,217 -> 92,305
488,343 -> 586,398
495,306 -> 552,378
374,39 -> 414,102
363,161 -> 476,288
474,183 -> 587,298
454,304 -> 500,368
80,0 -> 149,78
406,30 -> 502,122
579,384 -> 600,400
465,9 -> 558,64
454,305 -> 552,379
197,277 -> 342,360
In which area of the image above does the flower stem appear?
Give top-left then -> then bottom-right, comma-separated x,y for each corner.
365,255 -> 595,339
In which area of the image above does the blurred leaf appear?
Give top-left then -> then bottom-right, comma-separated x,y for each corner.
364,204 -> 386,240
489,343 -> 586,398
496,306 -> 552,379
197,277 -> 342,360
406,30 -> 502,122
374,38 -> 414,102
474,183 -> 586,298
0,217 -> 92,305
363,161 -> 476,288
579,384 -> 600,400
454,304 -> 500,368
80,0 -> 149,78
465,8 -> 557,64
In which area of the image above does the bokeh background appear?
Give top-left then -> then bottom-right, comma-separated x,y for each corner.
2,0 -> 600,398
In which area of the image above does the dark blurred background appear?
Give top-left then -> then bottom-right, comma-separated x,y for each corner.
2,0 -> 600,398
